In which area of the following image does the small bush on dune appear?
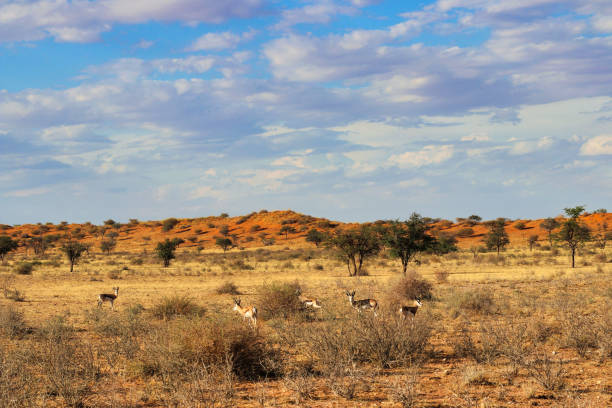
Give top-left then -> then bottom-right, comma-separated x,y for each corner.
150,295 -> 205,320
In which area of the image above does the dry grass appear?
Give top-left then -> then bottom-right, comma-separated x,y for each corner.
0,243 -> 609,406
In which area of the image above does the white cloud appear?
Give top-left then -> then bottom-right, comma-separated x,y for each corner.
580,134 -> 612,155
389,145 -> 454,168
0,0 -> 267,43
274,0 -> 356,30
5,187 -> 51,197
186,30 -> 255,51
397,177 -> 428,188
461,132 -> 489,142
509,136 -> 553,155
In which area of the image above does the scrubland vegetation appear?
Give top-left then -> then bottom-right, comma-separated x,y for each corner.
0,210 -> 610,407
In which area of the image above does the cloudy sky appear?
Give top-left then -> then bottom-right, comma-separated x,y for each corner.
1,0 -> 611,224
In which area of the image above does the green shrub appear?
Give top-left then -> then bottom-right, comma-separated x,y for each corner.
162,218 -> 179,232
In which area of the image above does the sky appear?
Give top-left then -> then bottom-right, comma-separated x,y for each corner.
0,0 -> 611,225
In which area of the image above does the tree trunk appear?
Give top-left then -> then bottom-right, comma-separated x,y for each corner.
351,257 -> 358,277
571,247 -> 575,268
402,258 -> 408,276
70,261 -> 74,272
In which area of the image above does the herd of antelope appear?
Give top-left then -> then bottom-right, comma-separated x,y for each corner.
96,286 -> 422,328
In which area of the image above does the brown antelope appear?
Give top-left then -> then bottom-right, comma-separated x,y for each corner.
97,287 -> 119,310
399,297 -> 422,320
233,298 -> 258,327
345,290 -> 378,316
296,289 -> 322,309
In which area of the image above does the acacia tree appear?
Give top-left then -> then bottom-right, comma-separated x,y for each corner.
483,218 -> 510,256
557,206 -> 591,268
528,235 -> 538,251
156,238 -> 184,267
383,213 -> 437,276
306,228 -> 325,247
279,225 -> 296,239
215,237 -> 233,253
593,222 -> 610,252
0,236 -> 19,264
61,240 -> 88,272
540,217 -> 560,247
100,239 -> 117,255
326,225 -> 380,277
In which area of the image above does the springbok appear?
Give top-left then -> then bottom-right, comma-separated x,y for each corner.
399,297 -> 422,320
296,289 -> 322,309
233,298 -> 258,327
345,290 -> 378,316
97,287 -> 119,310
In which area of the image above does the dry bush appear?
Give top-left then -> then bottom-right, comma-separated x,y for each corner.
596,308 -> 612,362
283,369 -> 316,405
306,312 -> 431,369
447,288 -> 497,318
85,306 -> 149,362
13,262 -> 33,275
390,271 -> 433,303
256,281 -> 304,320
0,345 -> 39,407
215,281 -> 240,295
325,364 -> 372,400
136,316 -> 283,383
434,269 -> 449,283
526,352 -> 566,391
37,316 -> 100,407
388,369 -> 419,407
150,295 -> 205,320
0,305 -> 28,339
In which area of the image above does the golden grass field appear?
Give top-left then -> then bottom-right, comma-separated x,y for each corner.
0,237 -> 610,407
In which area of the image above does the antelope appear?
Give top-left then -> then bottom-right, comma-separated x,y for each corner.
296,289 -> 322,309
345,290 -> 378,316
97,287 -> 119,310
233,298 -> 258,327
399,297 -> 422,320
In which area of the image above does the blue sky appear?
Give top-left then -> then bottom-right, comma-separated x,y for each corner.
1,0 -> 611,224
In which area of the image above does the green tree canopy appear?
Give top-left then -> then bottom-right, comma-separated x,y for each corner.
326,225 -> 380,277
483,218 -> 510,255
557,207 -> 590,267
383,213 -> 437,276
155,238 -> 184,267
0,235 -> 19,263
61,240 -> 88,272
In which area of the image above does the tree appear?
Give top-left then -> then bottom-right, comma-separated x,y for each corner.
215,237 -> 233,253
483,218 -> 510,256
0,236 -> 18,263
60,240 -> 88,272
557,206 -> 591,268
219,225 -> 230,237
279,225 -> 296,239
593,223 -> 611,252
326,225 -> 380,277
383,214 -> 437,276
306,228 -> 325,247
540,217 -> 560,247
155,238 -> 183,267
100,239 -> 117,255
528,235 -> 538,251
162,218 -> 179,232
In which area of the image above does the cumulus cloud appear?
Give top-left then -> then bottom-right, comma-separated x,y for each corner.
389,145 -> 454,168
274,0 -> 357,30
186,30 -> 256,51
509,137 -> 553,155
580,134 -> 612,155
0,0 -> 267,43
